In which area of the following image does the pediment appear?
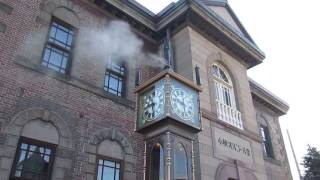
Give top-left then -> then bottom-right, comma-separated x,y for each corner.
200,0 -> 256,45
209,5 -> 243,35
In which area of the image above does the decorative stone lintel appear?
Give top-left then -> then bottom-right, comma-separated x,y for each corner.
90,128 -> 134,155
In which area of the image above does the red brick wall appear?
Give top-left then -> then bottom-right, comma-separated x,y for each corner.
0,0 -> 145,179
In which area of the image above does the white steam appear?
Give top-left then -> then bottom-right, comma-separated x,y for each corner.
75,20 -> 166,69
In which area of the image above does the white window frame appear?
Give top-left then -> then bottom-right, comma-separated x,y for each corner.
212,64 -> 243,129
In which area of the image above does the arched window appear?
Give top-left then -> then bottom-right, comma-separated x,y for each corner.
151,143 -> 164,180
10,137 -> 56,180
212,64 -> 235,107
42,18 -> 76,74
260,125 -> 274,158
10,119 -> 59,180
212,64 -> 242,129
174,143 -> 188,180
96,140 -> 124,180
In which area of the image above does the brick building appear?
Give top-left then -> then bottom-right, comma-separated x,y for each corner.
0,0 -> 292,180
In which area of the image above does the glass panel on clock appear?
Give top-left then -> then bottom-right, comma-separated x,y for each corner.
169,79 -> 200,128
138,79 -> 165,129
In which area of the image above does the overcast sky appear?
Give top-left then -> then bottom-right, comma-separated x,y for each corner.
136,0 -> 320,180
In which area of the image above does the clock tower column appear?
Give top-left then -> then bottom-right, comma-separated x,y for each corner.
136,70 -> 202,180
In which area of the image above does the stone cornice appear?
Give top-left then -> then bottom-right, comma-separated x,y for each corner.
199,0 -> 228,7
249,78 -> 289,116
98,0 -> 156,30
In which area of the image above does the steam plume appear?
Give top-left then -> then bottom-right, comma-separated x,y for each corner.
75,20 -> 166,69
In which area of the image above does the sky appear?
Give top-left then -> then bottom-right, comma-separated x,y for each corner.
136,0 -> 320,180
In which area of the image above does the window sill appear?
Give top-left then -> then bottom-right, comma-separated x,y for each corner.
15,56 -> 135,109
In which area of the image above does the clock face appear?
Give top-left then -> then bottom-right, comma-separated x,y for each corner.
170,88 -> 194,121
142,86 -> 165,121
137,77 -> 201,130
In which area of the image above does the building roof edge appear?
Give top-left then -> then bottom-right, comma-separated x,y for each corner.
249,78 -> 289,115
192,0 -> 265,59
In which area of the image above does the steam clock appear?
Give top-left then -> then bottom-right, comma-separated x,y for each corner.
136,69 -> 202,180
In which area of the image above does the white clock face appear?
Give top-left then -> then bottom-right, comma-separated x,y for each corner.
170,88 -> 194,121
142,87 -> 165,121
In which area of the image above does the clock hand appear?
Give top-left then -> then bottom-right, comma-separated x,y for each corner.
182,95 -> 186,115
151,101 -> 155,117
178,96 -> 184,105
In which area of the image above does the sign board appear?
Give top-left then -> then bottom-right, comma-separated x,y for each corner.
214,127 -> 253,164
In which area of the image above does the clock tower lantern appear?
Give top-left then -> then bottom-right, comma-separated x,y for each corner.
136,69 -> 202,180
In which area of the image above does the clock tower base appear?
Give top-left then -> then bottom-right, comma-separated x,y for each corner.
144,130 -> 197,180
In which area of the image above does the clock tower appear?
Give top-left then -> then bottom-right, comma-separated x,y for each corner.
136,69 -> 202,180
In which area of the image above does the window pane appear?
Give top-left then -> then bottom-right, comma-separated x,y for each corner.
43,49 -> 50,62
109,89 -> 118,96
49,27 -> 56,38
67,35 -> 73,47
260,127 -> 266,140
12,139 -> 54,180
97,159 -> 121,180
29,145 -> 36,151
45,149 -> 51,155
48,64 -> 60,72
49,21 -> 74,49
55,29 -> 68,44
260,126 -> 273,158
224,90 -> 231,106
118,80 -> 123,92
15,170 -> 22,177
104,72 -> 124,97
104,160 -> 115,167
17,150 -> 26,164
97,165 -> 103,180
21,143 -> 28,150
39,147 -> 45,154
115,169 -> 120,180
44,155 -> 50,163
108,75 -> 118,91
213,64 -> 229,83
61,57 -> 68,69
109,61 -> 125,75
104,60 -> 125,97
58,23 -> 69,32
219,69 -> 229,83
42,45 -> 69,73
50,50 -> 63,66
213,65 -> 219,77
43,20 -> 74,74
103,166 -> 115,180
111,63 -> 121,73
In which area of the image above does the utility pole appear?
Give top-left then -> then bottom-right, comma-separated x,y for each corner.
287,129 -> 303,180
